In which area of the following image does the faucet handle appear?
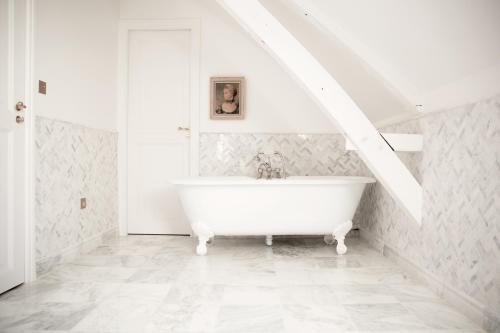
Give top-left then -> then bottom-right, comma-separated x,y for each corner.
254,152 -> 265,162
273,167 -> 282,179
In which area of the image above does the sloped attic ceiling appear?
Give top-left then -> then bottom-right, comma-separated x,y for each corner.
290,0 -> 500,115
260,0 -> 416,125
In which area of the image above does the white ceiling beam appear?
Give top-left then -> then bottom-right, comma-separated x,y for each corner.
217,0 -> 422,224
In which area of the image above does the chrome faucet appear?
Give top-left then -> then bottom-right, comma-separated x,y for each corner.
253,151 -> 287,179
273,151 -> 287,179
257,162 -> 273,179
254,153 -> 272,179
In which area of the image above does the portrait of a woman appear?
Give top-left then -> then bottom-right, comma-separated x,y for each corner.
210,77 -> 245,119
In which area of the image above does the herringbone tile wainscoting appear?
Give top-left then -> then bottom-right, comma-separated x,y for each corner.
358,95 -> 500,332
199,133 -> 364,177
35,117 -> 119,276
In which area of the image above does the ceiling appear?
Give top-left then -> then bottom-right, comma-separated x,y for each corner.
290,0 -> 500,116
260,0 -> 500,124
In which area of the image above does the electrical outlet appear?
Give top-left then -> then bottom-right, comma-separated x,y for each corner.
38,80 -> 47,94
80,197 -> 87,209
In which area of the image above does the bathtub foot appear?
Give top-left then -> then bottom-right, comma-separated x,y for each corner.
324,234 -> 335,245
191,222 -> 214,256
333,220 -> 352,255
336,237 -> 347,255
196,237 -> 208,256
265,235 -> 273,246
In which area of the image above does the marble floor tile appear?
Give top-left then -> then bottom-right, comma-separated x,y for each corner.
214,305 -> 284,333
129,234 -> 191,247
278,285 -> 339,305
71,254 -> 150,268
387,283 -> 442,302
352,330 -> 485,333
163,283 -> 224,305
126,268 -> 181,284
88,244 -> 164,257
402,300 -> 483,330
71,299 -> 159,332
283,304 -> 356,332
0,301 -> 95,331
309,266 -> 419,285
71,283 -> 170,333
185,253 -> 274,273
344,303 -> 430,331
271,242 -> 335,258
222,285 -> 281,305
314,256 -> 363,269
0,281 -> 59,303
275,269 -> 318,285
273,255 -> 363,271
0,235 -> 484,333
152,244 -> 197,259
353,254 -> 396,268
178,267 -> 278,286
333,284 -> 399,304
145,302 -> 220,333
0,281 -> 119,304
41,264 -> 137,284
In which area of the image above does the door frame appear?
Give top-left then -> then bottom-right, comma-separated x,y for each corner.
117,19 -> 201,236
4,0 -> 36,284
25,0 -> 35,283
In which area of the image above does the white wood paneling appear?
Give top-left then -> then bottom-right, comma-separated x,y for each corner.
0,0 -> 31,293
127,29 -> 192,235
118,19 -> 200,236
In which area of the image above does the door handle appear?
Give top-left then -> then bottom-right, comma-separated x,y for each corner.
177,127 -> 190,131
15,101 -> 27,111
16,116 -> 24,124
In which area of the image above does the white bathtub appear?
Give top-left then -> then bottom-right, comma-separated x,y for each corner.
172,176 -> 375,255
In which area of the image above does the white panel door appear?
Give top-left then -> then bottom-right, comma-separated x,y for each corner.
0,0 -> 28,293
127,30 -> 191,234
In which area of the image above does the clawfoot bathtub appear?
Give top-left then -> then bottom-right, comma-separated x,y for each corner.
172,176 -> 375,255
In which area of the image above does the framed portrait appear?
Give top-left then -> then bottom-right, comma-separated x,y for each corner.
210,76 -> 245,120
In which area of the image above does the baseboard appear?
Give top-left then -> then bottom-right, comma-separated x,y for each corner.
359,228 -> 500,333
35,227 -> 119,277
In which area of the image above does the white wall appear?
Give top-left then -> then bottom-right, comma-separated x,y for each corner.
34,0 -> 119,131
119,0 -> 337,133
294,0 -> 500,113
33,0 -> 500,131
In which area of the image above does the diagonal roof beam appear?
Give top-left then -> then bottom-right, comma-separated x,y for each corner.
217,0 -> 422,224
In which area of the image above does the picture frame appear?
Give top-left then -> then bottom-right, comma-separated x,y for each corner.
210,76 -> 245,120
